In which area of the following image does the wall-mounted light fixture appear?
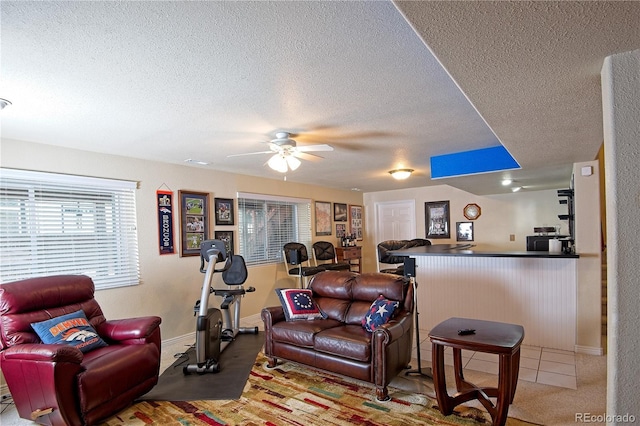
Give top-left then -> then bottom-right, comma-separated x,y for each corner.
388,169 -> 414,180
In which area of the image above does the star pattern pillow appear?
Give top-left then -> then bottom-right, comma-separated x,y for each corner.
31,309 -> 108,353
362,295 -> 400,332
276,288 -> 327,321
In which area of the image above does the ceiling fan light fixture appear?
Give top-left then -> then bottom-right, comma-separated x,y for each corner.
268,154 -> 288,173
285,155 -> 301,171
389,168 -> 414,180
0,98 -> 12,110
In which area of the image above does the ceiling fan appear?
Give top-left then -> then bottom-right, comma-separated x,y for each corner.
227,132 -> 334,173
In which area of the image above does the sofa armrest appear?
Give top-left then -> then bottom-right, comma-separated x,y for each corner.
261,306 -> 285,326
372,310 -> 412,345
1,344 -> 84,425
261,307 -> 285,358
97,316 -> 161,342
1,343 -> 83,364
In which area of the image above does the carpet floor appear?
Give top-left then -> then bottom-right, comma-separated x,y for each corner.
100,352 -> 539,426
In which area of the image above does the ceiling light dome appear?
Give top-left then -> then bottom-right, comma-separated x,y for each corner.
389,169 -> 414,180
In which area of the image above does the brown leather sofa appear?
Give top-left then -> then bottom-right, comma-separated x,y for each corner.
0,275 -> 162,426
261,270 -> 413,400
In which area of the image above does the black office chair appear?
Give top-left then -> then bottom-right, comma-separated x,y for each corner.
282,242 -> 323,288
312,241 -> 352,272
376,238 -> 431,275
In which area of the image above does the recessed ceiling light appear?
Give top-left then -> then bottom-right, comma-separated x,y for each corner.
501,178 -> 513,186
184,159 -> 209,165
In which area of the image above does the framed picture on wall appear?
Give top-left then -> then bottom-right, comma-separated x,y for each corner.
214,230 -> 234,256
456,221 -> 474,242
336,223 -> 347,239
425,200 -> 450,239
349,204 -> 363,240
179,190 -> 209,257
333,203 -> 348,222
315,201 -> 332,236
214,197 -> 235,226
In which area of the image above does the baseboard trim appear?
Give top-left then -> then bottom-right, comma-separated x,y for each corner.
574,344 -> 604,356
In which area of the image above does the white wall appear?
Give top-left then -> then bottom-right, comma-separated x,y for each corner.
602,48 -> 640,418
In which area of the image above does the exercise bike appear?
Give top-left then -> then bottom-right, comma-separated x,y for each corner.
183,239 -> 258,375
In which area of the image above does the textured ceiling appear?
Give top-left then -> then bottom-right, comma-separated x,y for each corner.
1,1 -> 638,195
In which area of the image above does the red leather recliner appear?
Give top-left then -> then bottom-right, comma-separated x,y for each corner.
0,275 -> 162,426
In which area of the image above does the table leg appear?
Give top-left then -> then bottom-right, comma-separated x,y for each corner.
509,347 -> 521,403
431,343 -> 453,415
452,347 -> 465,391
493,354 -> 513,426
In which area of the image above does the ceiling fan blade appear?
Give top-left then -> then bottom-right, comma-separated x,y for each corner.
293,151 -> 324,162
226,150 -> 273,158
296,144 -> 334,152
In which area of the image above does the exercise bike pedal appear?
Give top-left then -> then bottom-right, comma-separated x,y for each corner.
221,329 -> 234,341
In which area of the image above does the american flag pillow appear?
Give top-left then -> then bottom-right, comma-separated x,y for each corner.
362,295 -> 399,332
276,288 -> 327,321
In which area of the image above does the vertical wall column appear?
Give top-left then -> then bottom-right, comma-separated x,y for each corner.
602,49 -> 640,417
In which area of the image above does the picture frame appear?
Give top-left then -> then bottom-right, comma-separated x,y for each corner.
456,221 -> 474,242
336,223 -> 347,239
179,190 -> 209,257
425,200 -> 450,239
333,203 -> 348,222
315,201 -> 332,236
349,204 -> 363,241
214,230 -> 234,256
214,197 -> 235,226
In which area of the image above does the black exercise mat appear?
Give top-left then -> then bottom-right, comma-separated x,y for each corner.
140,332 -> 264,401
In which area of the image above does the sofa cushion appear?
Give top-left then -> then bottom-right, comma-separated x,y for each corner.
271,319 -> 342,348
362,295 -> 400,332
314,325 -> 371,362
276,288 -> 327,321
31,310 -> 108,353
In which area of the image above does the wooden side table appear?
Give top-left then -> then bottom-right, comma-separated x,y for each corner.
336,246 -> 362,273
429,317 -> 524,426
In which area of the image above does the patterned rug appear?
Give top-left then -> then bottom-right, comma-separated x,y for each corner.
100,353 -> 538,426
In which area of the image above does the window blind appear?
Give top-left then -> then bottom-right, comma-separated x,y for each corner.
0,168 -> 140,289
237,192 -> 311,266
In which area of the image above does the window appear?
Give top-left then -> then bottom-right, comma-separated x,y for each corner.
237,192 -> 311,266
0,168 -> 140,289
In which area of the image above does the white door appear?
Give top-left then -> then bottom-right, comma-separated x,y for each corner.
375,200 -> 416,242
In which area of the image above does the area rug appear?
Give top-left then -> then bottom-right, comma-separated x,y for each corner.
140,332 -> 264,401
100,352 -> 538,426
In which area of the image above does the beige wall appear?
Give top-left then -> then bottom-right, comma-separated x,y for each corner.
0,138 -> 363,342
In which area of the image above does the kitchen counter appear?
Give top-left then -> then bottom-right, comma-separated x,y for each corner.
391,244 -> 578,351
391,243 -> 579,258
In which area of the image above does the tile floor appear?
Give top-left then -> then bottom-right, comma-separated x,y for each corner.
412,330 -> 577,389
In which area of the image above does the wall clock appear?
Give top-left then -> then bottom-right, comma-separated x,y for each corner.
463,203 -> 481,220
